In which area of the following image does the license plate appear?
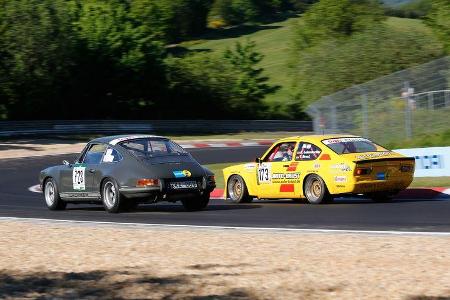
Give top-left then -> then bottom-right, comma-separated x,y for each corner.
169,181 -> 197,190
376,172 -> 386,180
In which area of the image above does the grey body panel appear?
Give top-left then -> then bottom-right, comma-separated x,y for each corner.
39,136 -> 215,204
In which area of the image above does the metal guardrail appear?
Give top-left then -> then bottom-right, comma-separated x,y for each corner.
0,120 -> 313,137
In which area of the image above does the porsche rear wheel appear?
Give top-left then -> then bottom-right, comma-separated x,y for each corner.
44,178 -> 66,210
102,179 -> 123,213
182,194 -> 210,211
227,175 -> 252,203
304,174 -> 332,204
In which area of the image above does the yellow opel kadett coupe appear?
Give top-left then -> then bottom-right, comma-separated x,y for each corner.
223,135 -> 415,204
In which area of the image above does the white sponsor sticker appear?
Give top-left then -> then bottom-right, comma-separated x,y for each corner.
323,137 -> 369,145
257,163 -> 271,184
356,151 -> 392,160
330,163 -> 352,172
334,176 -> 347,183
103,149 -> 115,162
73,166 -> 86,190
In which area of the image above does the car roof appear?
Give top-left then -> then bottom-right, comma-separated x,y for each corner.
90,134 -> 166,145
276,134 -> 360,143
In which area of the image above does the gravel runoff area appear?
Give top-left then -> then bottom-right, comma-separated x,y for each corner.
0,220 -> 449,299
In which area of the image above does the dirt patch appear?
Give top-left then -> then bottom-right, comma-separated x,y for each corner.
0,221 -> 449,299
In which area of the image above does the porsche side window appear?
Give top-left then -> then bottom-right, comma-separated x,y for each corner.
102,148 -> 122,163
265,142 -> 296,162
295,143 -> 322,161
83,144 -> 107,164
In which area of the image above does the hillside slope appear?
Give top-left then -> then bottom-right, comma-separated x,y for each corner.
187,17 -> 432,107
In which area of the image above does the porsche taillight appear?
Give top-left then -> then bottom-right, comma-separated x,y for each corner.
137,178 -> 159,187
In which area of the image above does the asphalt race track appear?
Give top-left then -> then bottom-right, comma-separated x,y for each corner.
1,146 -> 450,232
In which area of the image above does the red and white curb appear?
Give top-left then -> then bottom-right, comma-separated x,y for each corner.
178,140 -> 273,149
29,185 -> 450,200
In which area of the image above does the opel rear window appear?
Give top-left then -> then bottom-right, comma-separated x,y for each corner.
322,137 -> 386,154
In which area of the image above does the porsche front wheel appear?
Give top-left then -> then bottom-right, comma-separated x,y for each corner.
227,175 -> 252,203
44,178 -> 66,210
304,174 -> 332,204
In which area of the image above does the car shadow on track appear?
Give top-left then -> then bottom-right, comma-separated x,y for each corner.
257,198 -> 446,205
65,203 -> 262,213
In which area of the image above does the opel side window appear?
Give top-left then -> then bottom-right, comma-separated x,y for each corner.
295,143 -> 322,161
265,142 -> 296,162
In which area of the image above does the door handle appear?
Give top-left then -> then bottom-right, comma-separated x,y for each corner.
89,169 -> 95,173
283,165 -> 290,167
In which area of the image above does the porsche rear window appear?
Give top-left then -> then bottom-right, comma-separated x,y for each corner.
322,137 -> 385,154
119,138 -> 187,157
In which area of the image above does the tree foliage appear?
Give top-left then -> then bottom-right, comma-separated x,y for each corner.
426,0 -> 450,53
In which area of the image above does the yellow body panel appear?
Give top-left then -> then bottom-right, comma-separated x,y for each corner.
223,135 -> 414,200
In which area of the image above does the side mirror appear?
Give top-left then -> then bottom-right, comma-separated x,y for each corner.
62,160 -> 70,166
255,157 -> 262,164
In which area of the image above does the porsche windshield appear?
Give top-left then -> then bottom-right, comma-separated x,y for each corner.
119,138 -> 187,157
322,137 -> 387,154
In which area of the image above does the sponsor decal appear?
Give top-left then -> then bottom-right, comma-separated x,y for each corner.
103,149 -> 115,163
319,154 -> 331,160
286,162 -> 299,171
356,151 -> 392,160
244,163 -> 256,172
414,155 -> 443,170
334,176 -> 347,183
313,163 -> 321,169
73,164 -> 86,191
173,170 -> 191,178
323,137 -> 369,145
336,185 -> 346,188
330,163 -> 352,172
272,172 -> 301,183
280,184 -> 295,193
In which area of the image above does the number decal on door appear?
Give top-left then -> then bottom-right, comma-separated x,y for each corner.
258,163 -> 271,184
73,166 -> 86,190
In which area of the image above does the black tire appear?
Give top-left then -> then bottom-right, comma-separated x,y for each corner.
304,174 -> 333,204
101,178 -> 123,213
369,192 -> 393,203
43,178 -> 66,210
182,194 -> 210,211
227,175 -> 253,203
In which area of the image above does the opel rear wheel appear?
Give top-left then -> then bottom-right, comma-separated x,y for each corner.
44,178 -> 66,210
227,175 -> 252,203
304,174 -> 332,204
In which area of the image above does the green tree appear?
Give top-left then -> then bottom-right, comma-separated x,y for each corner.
224,40 -> 279,115
426,0 -> 450,53
0,0 -> 79,119
295,0 -> 385,50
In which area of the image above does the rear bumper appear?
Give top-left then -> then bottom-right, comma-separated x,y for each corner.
119,185 -> 215,200
351,179 -> 412,194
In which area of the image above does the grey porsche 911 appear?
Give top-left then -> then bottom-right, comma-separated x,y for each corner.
39,135 -> 216,213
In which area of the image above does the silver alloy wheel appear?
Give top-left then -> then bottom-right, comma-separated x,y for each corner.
44,181 -> 55,207
103,181 -> 116,209
228,177 -> 242,201
306,178 -> 321,201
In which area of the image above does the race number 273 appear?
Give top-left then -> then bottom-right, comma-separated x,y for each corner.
73,166 -> 86,190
